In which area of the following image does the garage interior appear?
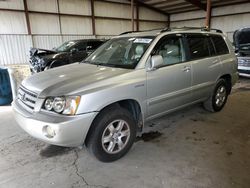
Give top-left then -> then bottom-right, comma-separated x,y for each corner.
0,0 -> 250,188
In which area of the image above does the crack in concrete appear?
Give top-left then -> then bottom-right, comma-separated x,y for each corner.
0,134 -> 20,144
73,149 -> 108,188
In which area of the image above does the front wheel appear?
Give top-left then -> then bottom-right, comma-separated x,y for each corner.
85,107 -> 136,162
203,79 -> 229,112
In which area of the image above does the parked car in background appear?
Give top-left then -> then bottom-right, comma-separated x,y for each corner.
29,39 -> 106,73
13,27 -> 238,162
234,27 -> 250,77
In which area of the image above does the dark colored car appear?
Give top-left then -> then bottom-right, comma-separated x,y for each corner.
233,28 -> 250,77
29,39 -> 106,73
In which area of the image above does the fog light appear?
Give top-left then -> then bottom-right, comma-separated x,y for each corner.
43,125 -> 56,138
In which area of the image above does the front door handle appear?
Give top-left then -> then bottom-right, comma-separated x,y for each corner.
212,59 -> 219,65
182,66 -> 191,72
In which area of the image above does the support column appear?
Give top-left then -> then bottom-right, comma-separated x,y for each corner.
91,0 -> 96,36
205,0 -> 211,28
131,0 -> 134,31
57,0 -> 62,35
167,14 -> 170,28
136,2 -> 139,31
23,0 -> 31,35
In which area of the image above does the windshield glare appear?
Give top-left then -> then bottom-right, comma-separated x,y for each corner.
84,37 -> 154,69
55,41 -> 76,52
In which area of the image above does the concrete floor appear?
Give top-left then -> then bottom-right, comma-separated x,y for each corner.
0,78 -> 250,188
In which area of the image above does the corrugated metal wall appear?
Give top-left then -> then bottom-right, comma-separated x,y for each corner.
0,35 -> 32,65
0,0 -> 168,65
0,34 -> 96,65
170,3 -> 250,41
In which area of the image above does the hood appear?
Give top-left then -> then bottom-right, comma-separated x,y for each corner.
233,28 -> 250,48
22,63 -> 131,97
30,48 -> 68,59
30,48 -> 56,56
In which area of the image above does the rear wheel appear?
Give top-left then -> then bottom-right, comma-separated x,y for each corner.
203,79 -> 229,112
86,106 -> 136,162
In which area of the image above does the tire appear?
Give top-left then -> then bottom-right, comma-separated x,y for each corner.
203,79 -> 229,112
85,106 -> 136,162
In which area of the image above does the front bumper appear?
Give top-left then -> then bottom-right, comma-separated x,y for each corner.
237,57 -> 250,77
238,66 -> 250,77
12,99 -> 98,147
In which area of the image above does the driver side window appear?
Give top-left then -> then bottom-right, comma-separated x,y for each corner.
74,42 -> 87,52
154,36 -> 185,66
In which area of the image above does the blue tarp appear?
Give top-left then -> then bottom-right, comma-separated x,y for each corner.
0,68 -> 13,105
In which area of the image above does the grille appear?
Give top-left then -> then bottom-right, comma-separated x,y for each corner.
238,59 -> 250,67
18,86 -> 38,110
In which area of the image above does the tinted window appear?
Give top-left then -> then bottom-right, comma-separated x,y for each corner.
208,37 -> 216,56
154,36 -> 185,65
74,42 -> 86,51
55,41 -> 76,52
187,35 -> 211,60
211,35 -> 229,55
87,41 -> 103,50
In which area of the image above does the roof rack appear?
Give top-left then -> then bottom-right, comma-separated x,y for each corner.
160,27 -> 223,33
119,27 -> 223,36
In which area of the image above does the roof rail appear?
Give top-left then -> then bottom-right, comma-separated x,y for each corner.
119,31 -> 134,35
160,27 -> 223,33
119,28 -> 163,35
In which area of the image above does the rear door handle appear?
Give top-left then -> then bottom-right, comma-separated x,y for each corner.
182,66 -> 191,72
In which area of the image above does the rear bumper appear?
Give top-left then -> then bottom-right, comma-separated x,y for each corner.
12,99 -> 97,147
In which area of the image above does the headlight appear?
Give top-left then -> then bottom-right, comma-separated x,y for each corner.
53,97 -> 66,113
44,98 -> 54,111
63,96 -> 81,115
43,96 -> 81,115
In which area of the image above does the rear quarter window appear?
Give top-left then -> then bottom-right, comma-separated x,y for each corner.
211,35 -> 229,55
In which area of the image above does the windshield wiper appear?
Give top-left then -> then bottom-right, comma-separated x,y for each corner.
81,60 -> 95,64
81,61 -> 133,69
81,60 -> 109,66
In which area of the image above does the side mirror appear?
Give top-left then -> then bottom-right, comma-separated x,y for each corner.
149,55 -> 163,70
70,48 -> 77,54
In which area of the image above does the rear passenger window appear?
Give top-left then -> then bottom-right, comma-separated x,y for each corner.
208,37 -> 216,56
187,36 -> 212,60
211,35 -> 229,55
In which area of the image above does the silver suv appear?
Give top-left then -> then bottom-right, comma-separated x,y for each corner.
13,27 -> 238,162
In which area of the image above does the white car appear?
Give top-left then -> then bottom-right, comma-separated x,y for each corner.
234,28 -> 250,77
13,27 -> 238,162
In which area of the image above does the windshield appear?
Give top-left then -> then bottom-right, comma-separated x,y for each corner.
55,41 -> 76,52
84,36 -> 155,69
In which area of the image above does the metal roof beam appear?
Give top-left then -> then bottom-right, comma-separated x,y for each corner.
184,0 -> 206,10
128,0 -> 170,16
